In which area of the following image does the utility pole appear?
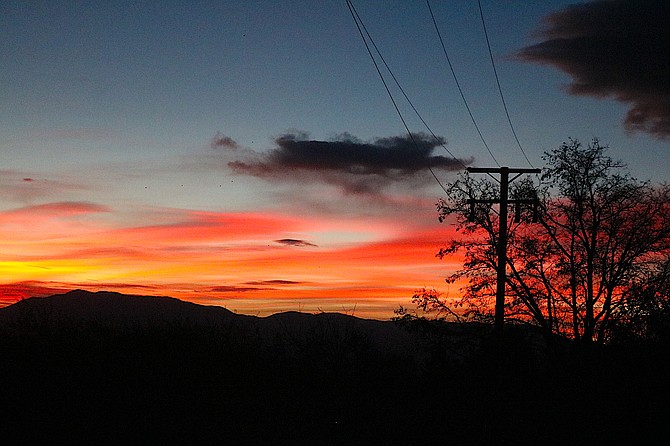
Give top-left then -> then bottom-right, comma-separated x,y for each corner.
466,166 -> 540,335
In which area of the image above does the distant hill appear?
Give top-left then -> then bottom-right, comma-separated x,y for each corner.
0,289 -> 240,327
0,289 -> 425,357
0,290 -> 561,358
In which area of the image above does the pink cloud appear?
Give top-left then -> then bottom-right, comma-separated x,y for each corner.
0,171 -> 90,203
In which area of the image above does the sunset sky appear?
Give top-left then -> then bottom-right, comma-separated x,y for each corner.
2,0 -> 668,319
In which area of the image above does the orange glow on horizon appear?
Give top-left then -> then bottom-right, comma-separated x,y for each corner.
0,203 -> 465,319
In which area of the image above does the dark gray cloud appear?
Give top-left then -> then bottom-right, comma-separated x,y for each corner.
211,132 -> 240,150
232,132 -> 462,175
516,0 -> 670,138
275,238 -> 318,248
227,132 -> 469,193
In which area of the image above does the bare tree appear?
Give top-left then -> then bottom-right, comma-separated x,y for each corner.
427,138 -> 670,344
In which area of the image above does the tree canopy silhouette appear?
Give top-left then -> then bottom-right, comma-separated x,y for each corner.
419,138 -> 670,344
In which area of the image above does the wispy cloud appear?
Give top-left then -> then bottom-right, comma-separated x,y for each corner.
274,238 -> 318,248
516,0 -> 670,138
245,280 -> 305,285
0,201 -> 110,243
208,285 -> 262,293
1,201 -> 110,219
210,132 -> 240,150
208,280 -> 306,293
0,170 -> 90,203
104,210 -> 306,246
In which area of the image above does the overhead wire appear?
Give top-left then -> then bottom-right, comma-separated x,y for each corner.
345,0 -> 454,194
476,0 -> 535,169
348,0 -> 467,170
426,0 -> 500,167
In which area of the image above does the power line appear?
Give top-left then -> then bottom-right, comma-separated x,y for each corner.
345,0 -> 454,194
348,0 -> 467,170
426,0 -> 500,167
476,0 -> 535,168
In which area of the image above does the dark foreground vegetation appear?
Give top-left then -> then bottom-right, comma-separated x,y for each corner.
1,291 -> 668,445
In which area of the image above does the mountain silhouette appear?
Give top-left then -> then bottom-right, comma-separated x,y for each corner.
0,289 -> 423,357
0,289 -> 239,327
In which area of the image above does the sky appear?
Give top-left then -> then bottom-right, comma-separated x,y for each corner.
1,0 -> 668,319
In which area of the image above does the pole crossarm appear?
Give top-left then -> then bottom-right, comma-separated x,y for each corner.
468,199 -> 538,204
467,167 -> 541,174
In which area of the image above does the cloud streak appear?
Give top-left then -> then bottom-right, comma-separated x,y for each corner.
1,201 -> 110,219
227,132 -> 469,193
208,280 -> 306,294
245,280 -> 304,285
275,239 -> 317,248
516,0 -> 670,138
0,171 -> 89,203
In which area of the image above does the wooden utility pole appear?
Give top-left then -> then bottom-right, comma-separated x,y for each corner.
466,166 -> 540,334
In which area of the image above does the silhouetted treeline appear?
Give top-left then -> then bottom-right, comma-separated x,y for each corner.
436,138 -> 670,344
1,292 -> 668,444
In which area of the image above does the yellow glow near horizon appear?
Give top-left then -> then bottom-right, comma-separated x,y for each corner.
0,260 -> 103,280
0,204 -> 462,319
